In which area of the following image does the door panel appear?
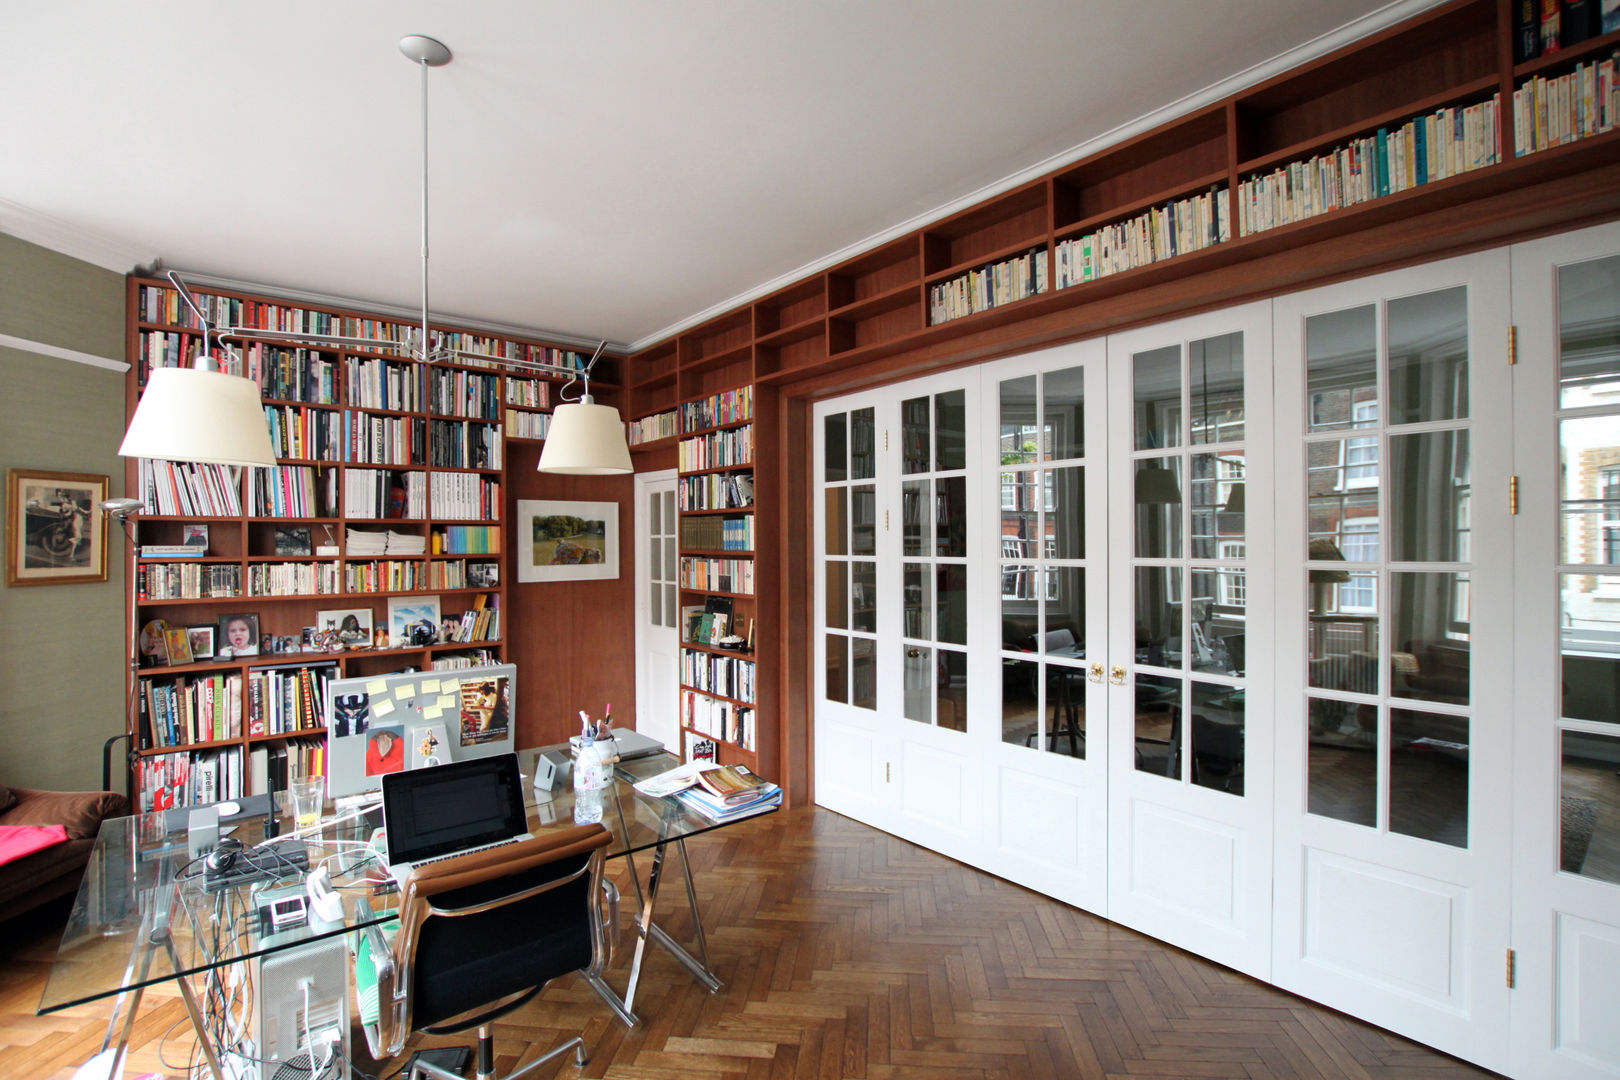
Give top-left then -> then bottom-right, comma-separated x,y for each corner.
634,472 -> 679,750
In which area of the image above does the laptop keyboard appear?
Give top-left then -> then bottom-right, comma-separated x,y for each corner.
411,837 -> 522,869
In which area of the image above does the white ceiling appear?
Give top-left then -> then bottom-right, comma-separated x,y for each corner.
3,1 -> 1428,352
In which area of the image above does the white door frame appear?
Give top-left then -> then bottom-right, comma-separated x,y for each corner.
633,469 -> 679,749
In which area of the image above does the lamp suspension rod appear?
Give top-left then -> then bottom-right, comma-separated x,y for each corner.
417,46 -> 431,363
164,270 -> 220,371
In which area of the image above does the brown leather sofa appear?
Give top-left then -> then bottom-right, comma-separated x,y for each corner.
0,785 -> 129,922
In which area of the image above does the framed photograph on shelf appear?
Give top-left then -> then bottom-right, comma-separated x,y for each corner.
387,596 -> 442,648
5,469 -> 108,586
164,626 -> 194,666
187,625 -> 216,660
516,500 -> 619,583
181,524 -> 209,550
317,607 -> 374,647
216,613 -> 260,658
274,526 -> 313,556
138,619 -> 170,667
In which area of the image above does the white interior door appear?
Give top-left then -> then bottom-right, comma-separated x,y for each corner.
1105,301 -> 1276,979
634,471 -> 679,750
1509,221 -> 1620,1080
1271,255 -> 1514,1071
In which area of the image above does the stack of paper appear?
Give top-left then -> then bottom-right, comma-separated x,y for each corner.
346,528 -> 427,556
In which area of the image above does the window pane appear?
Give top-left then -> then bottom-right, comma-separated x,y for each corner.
905,562 -> 932,640
1044,366 -> 1085,460
826,634 -> 848,704
663,491 -> 675,532
1001,470 -> 1039,560
825,488 -> 847,557
901,396 -> 930,475
1044,663 -> 1087,758
851,561 -> 876,634
902,479 -> 930,557
664,538 -> 677,582
1390,571 -> 1470,706
650,581 -> 661,625
1307,305 -> 1377,434
1190,332 -> 1244,445
1309,697 -> 1377,826
664,584 -> 676,629
904,645 -> 932,724
1000,375 -> 1038,465
825,413 -> 847,482
1309,578 -> 1380,694
936,476 -> 967,558
1049,466 -> 1085,559
936,390 -> 966,470
1136,457 -> 1183,559
852,637 -> 876,710
1134,346 -> 1181,450
937,649 -> 968,732
1000,565 -> 1037,649
1560,415 -> 1620,566
851,484 -> 876,556
1390,710 -> 1469,847
1191,452 -> 1244,558
1135,566 -> 1182,669
1388,286 -> 1468,424
1308,439 -> 1379,561
1043,567 -> 1084,657
1559,253 -> 1620,408
937,564 -> 968,645
1389,430 -> 1470,564
1561,729 -> 1620,883
648,531 -> 661,579
1191,681 -> 1244,795
1003,657 -> 1039,746
1135,674 -> 1181,778
1191,569 -> 1245,677
1562,573 -> 1620,726
850,408 -> 875,480
648,492 -> 661,535
826,562 -> 848,630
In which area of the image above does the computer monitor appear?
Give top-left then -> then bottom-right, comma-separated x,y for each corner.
323,663 -> 516,800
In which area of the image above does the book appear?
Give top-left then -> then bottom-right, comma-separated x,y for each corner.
632,760 -> 714,798
674,783 -> 781,822
695,764 -> 769,805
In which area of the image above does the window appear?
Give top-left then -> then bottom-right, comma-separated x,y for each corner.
1339,519 -> 1378,611
1345,400 -> 1379,486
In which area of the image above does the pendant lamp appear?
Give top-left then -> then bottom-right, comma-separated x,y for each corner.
538,359 -> 632,475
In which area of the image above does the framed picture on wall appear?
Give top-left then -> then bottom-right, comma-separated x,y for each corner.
516,500 -> 619,583
5,469 -> 108,586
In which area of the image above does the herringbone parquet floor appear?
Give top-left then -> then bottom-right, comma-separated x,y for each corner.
1,806 -> 1502,1079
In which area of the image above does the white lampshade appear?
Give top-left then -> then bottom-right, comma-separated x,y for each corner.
118,367 -> 279,467
537,397 -> 632,475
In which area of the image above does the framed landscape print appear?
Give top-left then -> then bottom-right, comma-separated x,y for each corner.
6,469 -> 109,586
516,499 -> 619,582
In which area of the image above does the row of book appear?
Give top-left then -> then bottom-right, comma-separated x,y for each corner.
346,355 -> 424,411
428,367 -> 502,419
679,514 -> 753,551
627,409 -> 677,445
505,376 -> 553,409
680,386 -> 753,431
137,562 -> 242,601
1515,0 -> 1620,63
428,559 -> 500,590
682,651 -> 757,704
249,465 -> 335,518
506,409 -> 551,439
679,692 -> 758,750
681,602 -> 741,647
678,424 -> 754,471
247,663 -> 336,736
249,741 -> 325,801
134,749 -> 244,812
248,561 -> 338,597
1240,96 -> 1502,237
434,525 -> 500,554
246,343 -> 338,404
443,594 -> 500,643
1058,186 -> 1232,286
264,404 -> 342,461
440,336 -> 588,372
929,247 -> 1049,326
1514,51 -> 1619,155
139,673 -> 243,749
135,330 -> 230,384
429,472 -> 501,520
430,649 -> 500,670
678,471 -> 755,511
680,556 -> 755,594
347,412 -> 425,465
428,419 -> 503,470
345,559 -> 423,593
138,460 -> 242,517
344,469 -> 426,520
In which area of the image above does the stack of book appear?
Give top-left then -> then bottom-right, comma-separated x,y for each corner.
634,763 -> 781,822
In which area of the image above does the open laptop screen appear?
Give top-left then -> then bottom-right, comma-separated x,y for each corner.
382,753 -> 528,865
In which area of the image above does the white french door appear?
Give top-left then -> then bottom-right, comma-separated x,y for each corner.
1509,221 -> 1620,1080
1104,302 -> 1276,978
1271,254 -> 1514,1070
634,471 -> 680,751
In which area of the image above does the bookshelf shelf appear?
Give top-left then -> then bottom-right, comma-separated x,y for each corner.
1058,171 -> 1230,238
1514,26 -> 1620,77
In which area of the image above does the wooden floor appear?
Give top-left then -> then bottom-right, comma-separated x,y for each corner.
0,805 -> 1504,1080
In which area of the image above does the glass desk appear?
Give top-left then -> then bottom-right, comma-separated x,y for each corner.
40,746 -> 773,1078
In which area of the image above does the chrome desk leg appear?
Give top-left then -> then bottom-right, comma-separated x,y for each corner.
645,836 -> 721,991
157,928 -> 227,1080
620,838 -> 667,1015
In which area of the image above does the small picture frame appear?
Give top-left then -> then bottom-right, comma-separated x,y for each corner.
138,619 -> 170,668
274,526 -> 313,556
164,626 -> 194,666
182,524 -> 209,550
216,613 -> 260,658
187,625 -> 215,661
467,561 -> 500,587
387,595 -> 442,649
317,607 -> 374,648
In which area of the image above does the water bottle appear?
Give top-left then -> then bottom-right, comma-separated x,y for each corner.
573,735 -> 605,824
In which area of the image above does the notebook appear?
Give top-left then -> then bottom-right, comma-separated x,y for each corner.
606,728 -> 666,761
380,753 -> 532,890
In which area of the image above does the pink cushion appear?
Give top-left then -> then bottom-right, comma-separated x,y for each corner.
0,824 -> 70,866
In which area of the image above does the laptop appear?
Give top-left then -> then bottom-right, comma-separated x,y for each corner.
380,753 -> 532,890
606,728 -> 665,761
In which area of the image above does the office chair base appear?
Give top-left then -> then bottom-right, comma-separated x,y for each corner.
409,1029 -> 587,1080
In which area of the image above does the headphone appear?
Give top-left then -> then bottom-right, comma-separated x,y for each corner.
205,836 -> 244,872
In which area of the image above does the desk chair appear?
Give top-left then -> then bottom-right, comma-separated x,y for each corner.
355,823 -> 617,1080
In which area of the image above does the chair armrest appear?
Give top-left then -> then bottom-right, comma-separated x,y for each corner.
351,900 -> 406,1059
598,878 -> 620,969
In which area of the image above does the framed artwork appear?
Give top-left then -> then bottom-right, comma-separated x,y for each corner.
216,612 -> 260,658
182,524 -> 209,550
516,499 -> 619,582
187,626 -> 216,660
138,619 -> 170,667
317,606 -> 374,647
6,469 -> 108,586
164,626 -> 194,666
387,595 -> 442,648
274,526 -> 312,556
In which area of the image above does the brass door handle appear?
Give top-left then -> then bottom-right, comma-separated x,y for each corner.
1109,665 -> 1126,685
1088,662 -> 1104,683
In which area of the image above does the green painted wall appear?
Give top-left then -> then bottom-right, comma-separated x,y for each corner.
0,232 -> 129,793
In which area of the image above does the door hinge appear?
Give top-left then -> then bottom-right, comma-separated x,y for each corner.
884,429 -> 889,452
1506,948 -> 1516,988
885,509 -> 890,531
885,762 -> 891,783
1509,475 -> 1519,515
1507,325 -> 1517,365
